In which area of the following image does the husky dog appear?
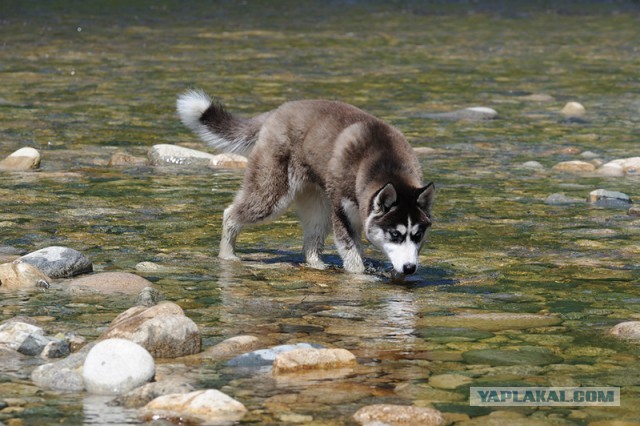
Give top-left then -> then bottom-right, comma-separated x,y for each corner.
177,90 -> 435,275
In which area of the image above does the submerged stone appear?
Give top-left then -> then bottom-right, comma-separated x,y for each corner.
551,160 -> 595,173
462,347 -> 562,366
417,313 -> 561,331
588,189 -> 632,208
545,193 -> 584,205
140,389 -> 247,425
428,373 -> 473,390
148,144 -> 247,169
353,404 -> 445,426
272,347 -> 356,374
66,272 -> 153,295
227,343 -> 325,367
415,327 -> 495,342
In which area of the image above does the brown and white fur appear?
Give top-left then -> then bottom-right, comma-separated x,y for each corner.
177,90 -> 435,275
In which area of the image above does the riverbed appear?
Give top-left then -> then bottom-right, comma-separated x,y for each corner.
1,1 -> 640,424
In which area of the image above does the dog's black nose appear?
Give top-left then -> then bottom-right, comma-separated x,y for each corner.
402,263 -> 416,275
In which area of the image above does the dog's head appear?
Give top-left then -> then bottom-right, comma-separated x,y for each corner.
365,182 -> 435,275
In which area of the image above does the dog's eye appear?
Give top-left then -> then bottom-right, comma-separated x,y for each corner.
388,230 -> 404,242
413,230 -> 423,240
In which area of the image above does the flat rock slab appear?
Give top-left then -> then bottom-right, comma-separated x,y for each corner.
20,246 -> 92,278
462,347 -> 563,366
66,272 -> 153,294
272,348 -> 356,374
417,313 -> 561,331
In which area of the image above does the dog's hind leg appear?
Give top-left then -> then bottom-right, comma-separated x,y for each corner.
218,141 -> 295,261
295,184 -> 331,269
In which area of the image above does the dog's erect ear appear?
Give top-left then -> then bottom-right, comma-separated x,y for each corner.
373,183 -> 397,215
416,182 -> 435,215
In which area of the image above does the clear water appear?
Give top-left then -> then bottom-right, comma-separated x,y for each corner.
1,1 -> 640,424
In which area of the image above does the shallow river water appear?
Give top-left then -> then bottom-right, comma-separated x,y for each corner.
1,1 -> 640,424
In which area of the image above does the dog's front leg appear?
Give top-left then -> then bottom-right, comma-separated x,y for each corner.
332,211 -> 365,273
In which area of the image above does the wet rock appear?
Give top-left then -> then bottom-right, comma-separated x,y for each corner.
0,261 -> 50,291
353,404 -> 445,426
99,302 -> 201,358
462,346 -> 562,366
520,161 -> 544,170
0,321 -> 46,351
597,161 -> 625,177
545,193 -> 584,205
599,157 -> 640,177
0,147 -> 41,171
66,272 -> 153,295
551,160 -> 596,173
31,345 -> 93,392
40,339 -> 71,359
227,343 -> 324,367
110,378 -> 195,408
83,338 -> 155,395
148,144 -> 248,169
62,332 -> 87,352
561,101 -> 586,118
428,373 -> 473,389
588,189 -> 632,208
421,107 -> 498,121
273,348 -> 356,374
140,389 -> 247,425
200,335 -> 261,360
609,321 -> 640,340
108,151 -> 148,166
580,150 -> 599,159
17,332 -> 52,356
134,286 -> 162,307
417,312 -> 561,331
135,261 -> 164,272
20,246 -> 92,278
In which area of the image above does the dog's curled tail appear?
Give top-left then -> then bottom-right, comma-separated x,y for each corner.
176,89 -> 262,155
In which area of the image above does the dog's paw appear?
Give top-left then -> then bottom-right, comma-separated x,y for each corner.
306,260 -> 328,270
218,253 -> 240,261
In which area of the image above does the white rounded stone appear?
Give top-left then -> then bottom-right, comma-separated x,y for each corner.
82,338 -> 155,395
